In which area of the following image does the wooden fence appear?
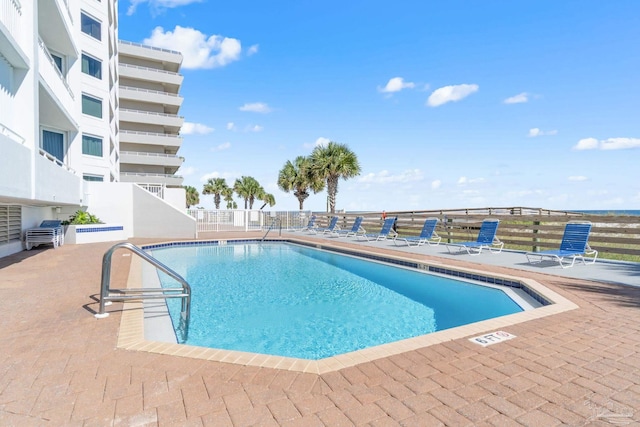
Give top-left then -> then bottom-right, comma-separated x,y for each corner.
310,207 -> 640,262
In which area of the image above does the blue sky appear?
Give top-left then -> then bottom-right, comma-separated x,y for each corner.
119,1 -> 640,212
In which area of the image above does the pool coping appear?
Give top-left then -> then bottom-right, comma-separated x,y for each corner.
116,238 -> 579,374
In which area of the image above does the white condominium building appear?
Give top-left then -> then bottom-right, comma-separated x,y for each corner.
0,1 -> 194,258
118,40 -> 185,199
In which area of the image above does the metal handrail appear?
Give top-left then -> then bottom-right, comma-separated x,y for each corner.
261,217 -> 280,241
96,242 -> 191,336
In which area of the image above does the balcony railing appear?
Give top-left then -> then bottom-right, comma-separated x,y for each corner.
120,151 -> 181,159
38,37 -> 74,100
120,108 -> 183,120
1,0 -> 23,45
119,39 -> 182,56
121,172 -> 183,179
1,123 -> 25,145
120,130 -> 181,138
39,148 -> 76,174
119,63 -> 182,78
120,85 -> 180,97
59,0 -> 72,23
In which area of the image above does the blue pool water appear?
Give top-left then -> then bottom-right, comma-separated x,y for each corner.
149,242 -> 524,360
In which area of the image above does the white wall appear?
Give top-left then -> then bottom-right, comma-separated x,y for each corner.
0,135 -> 31,199
164,187 -> 186,211
84,182 -> 135,237
85,182 -> 195,239
131,185 -> 196,238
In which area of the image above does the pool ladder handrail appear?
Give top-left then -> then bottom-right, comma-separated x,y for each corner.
95,242 -> 191,334
261,217 -> 281,241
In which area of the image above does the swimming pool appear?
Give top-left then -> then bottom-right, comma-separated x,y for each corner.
147,241 -> 538,360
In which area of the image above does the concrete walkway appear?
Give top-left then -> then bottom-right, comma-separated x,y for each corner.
1,233 -> 639,426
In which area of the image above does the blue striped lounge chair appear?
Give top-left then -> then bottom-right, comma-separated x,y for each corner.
311,216 -> 339,234
291,215 -> 316,232
446,218 -> 503,255
525,221 -> 598,268
395,217 -> 441,247
359,217 -> 398,241
331,216 -> 365,238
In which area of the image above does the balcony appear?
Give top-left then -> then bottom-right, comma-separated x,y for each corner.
118,63 -> 183,90
34,149 -> 83,205
119,40 -> 183,72
38,39 -> 77,131
119,130 -> 183,149
0,0 -> 29,69
120,172 -> 183,187
120,151 -> 183,169
0,125 -> 30,202
119,86 -> 183,114
38,0 -> 77,59
120,109 -> 183,133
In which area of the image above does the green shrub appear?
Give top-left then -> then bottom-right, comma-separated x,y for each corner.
62,210 -> 103,225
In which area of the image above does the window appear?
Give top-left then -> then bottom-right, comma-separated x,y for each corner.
83,174 -> 104,182
81,54 -> 101,79
51,53 -> 63,73
82,94 -> 102,118
82,134 -> 103,157
42,130 -> 64,162
81,13 -> 101,40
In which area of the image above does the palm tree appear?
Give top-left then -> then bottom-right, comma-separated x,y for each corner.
277,156 -> 324,210
222,187 -> 237,209
184,185 -> 199,208
202,178 -> 229,209
233,176 -> 263,209
309,141 -> 361,213
258,192 -> 276,210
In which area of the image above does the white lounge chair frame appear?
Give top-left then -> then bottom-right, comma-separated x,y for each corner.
394,217 -> 441,247
525,221 -> 598,268
446,218 -> 503,255
359,217 -> 398,241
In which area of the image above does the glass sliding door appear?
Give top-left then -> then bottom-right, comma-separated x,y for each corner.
42,130 -> 64,162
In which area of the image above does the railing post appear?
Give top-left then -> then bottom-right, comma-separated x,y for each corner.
532,220 -> 540,252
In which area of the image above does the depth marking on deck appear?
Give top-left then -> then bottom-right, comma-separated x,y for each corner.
469,331 -> 516,347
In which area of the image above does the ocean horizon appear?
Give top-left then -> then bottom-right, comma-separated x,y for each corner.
574,210 -> 640,216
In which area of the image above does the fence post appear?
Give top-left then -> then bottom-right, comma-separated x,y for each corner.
532,220 -> 540,252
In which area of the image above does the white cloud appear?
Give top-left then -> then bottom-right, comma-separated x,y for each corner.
143,26 -> 242,69
315,137 -> 330,147
200,171 -> 222,182
601,137 -> 640,150
181,122 -> 214,135
304,137 -> 331,149
568,175 -> 588,181
431,180 -> 441,190
457,176 -> 484,185
504,92 -> 529,104
358,169 -> 424,184
226,122 -> 236,131
427,84 -> 479,107
528,128 -> 558,137
239,102 -> 272,113
247,125 -> 263,132
378,77 -> 416,93
573,137 -> 599,150
211,142 -> 231,151
127,0 -> 202,16
573,137 -> 640,150
247,44 -> 259,56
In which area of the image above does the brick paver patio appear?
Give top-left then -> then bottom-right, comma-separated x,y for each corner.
1,234 -> 639,426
